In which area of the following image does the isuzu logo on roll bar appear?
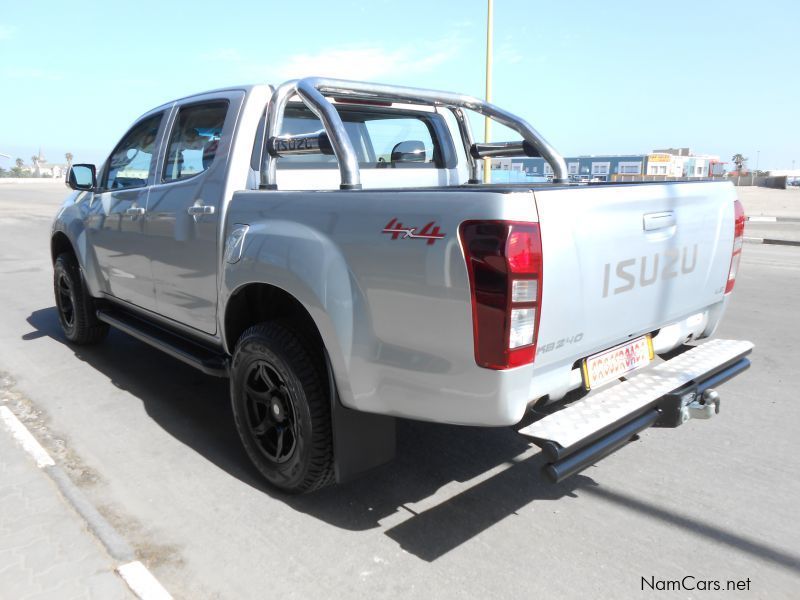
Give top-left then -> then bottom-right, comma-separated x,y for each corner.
382,218 -> 445,245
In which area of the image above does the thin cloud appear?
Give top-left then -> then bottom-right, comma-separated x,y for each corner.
275,38 -> 461,81
199,33 -> 464,84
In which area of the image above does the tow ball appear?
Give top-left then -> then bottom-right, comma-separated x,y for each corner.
682,388 -> 721,422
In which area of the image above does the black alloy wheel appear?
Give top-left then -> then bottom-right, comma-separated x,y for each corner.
52,253 -> 108,345
244,360 -> 299,464
55,270 -> 76,333
230,322 -> 334,494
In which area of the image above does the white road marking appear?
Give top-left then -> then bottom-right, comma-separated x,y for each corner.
0,405 -> 55,468
117,561 -> 173,600
1,405 -> 172,599
748,216 -> 778,222
743,237 -> 765,244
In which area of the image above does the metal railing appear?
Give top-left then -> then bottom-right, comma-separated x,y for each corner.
260,77 -> 568,189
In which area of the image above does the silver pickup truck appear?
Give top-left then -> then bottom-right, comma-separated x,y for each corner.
52,77 -> 753,493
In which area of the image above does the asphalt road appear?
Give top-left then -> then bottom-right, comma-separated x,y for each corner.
1,183 -> 799,599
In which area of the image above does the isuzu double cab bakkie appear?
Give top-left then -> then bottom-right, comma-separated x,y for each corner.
52,77 -> 753,493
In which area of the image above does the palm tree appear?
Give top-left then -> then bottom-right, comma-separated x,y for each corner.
731,153 -> 747,174
12,158 -> 24,177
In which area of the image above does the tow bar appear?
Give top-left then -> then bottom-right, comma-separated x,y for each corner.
684,388 -> 721,421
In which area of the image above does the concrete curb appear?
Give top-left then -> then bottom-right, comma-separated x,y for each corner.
744,237 -> 800,247
0,405 -> 172,599
44,464 -> 136,562
746,216 -> 800,223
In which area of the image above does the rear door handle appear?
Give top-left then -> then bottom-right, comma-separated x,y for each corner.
643,211 -> 675,231
187,204 -> 215,216
125,206 -> 146,216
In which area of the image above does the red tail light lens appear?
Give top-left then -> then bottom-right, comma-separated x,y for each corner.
459,221 -> 543,369
725,199 -> 745,294
507,229 -> 538,273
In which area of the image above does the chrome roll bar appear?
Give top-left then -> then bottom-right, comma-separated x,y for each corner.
260,76 -> 568,189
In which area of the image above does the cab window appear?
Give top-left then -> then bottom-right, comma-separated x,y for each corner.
101,113 -> 162,190
276,105 -> 453,169
162,101 -> 228,182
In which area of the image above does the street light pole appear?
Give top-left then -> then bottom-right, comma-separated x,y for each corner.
483,0 -> 493,183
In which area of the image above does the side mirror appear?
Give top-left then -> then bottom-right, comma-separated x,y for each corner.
391,140 -> 426,163
67,164 -> 96,191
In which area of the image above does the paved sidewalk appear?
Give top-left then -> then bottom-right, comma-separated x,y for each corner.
737,186 -> 800,218
0,424 -> 132,599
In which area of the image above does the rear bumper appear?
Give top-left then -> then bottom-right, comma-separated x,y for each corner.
518,338 -> 753,482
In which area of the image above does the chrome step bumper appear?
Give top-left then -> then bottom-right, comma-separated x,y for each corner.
519,338 -> 754,482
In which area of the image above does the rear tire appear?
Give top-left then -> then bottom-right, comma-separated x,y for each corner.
230,322 -> 335,494
53,253 -> 108,345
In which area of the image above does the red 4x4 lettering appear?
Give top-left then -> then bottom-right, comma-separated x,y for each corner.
382,218 -> 445,245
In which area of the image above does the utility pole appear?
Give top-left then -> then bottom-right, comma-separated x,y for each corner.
483,0 -> 493,183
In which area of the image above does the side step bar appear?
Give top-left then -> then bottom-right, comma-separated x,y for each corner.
96,309 -> 229,377
520,339 -> 754,483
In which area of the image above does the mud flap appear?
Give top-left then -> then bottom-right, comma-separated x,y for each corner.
324,352 -> 396,484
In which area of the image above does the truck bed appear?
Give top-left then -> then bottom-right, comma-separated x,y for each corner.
227,179 -> 737,425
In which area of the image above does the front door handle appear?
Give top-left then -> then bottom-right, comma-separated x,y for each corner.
125,206 -> 146,216
643,211 -> 675,231
187,204 -> 215,216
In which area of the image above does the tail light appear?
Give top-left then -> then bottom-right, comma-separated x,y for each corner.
459,221 -> 543,369
725,199 -> 745,294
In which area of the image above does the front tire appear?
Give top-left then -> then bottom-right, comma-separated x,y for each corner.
230,322 -> 335,494
53,253 -> 108,345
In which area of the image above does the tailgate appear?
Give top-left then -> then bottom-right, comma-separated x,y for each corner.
532,181 -> 737,368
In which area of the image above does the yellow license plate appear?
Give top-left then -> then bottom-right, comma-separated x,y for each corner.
582,335 -> 654,390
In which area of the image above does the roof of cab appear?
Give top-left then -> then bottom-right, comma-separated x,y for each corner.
140,84 -> 272,119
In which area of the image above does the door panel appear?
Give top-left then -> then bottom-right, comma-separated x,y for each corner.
88,111 -> 168,310
145,93 -> 243,334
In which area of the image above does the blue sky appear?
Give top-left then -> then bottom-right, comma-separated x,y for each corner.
1,0 -> 798,169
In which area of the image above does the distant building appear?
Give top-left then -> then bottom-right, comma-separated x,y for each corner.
646,153 -> 678,176
514,154 -> 647,182
21,149 -> 66,178
649,148 -> 720,178
512,148 -> 719,181
767,169 -> 800,185
709,159 -> 727,176
765,169 -> 800,177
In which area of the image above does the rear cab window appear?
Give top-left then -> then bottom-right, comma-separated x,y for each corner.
275,104 -> 456,170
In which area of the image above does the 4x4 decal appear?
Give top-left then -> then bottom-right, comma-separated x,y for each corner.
382,218 -> 445,245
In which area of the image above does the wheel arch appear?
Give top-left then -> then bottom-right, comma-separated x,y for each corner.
224,282 -> 328,363
223,281 -> 396,485
51,230 -> 76,264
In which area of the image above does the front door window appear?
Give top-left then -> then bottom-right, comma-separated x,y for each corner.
101,114 -> 162,190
